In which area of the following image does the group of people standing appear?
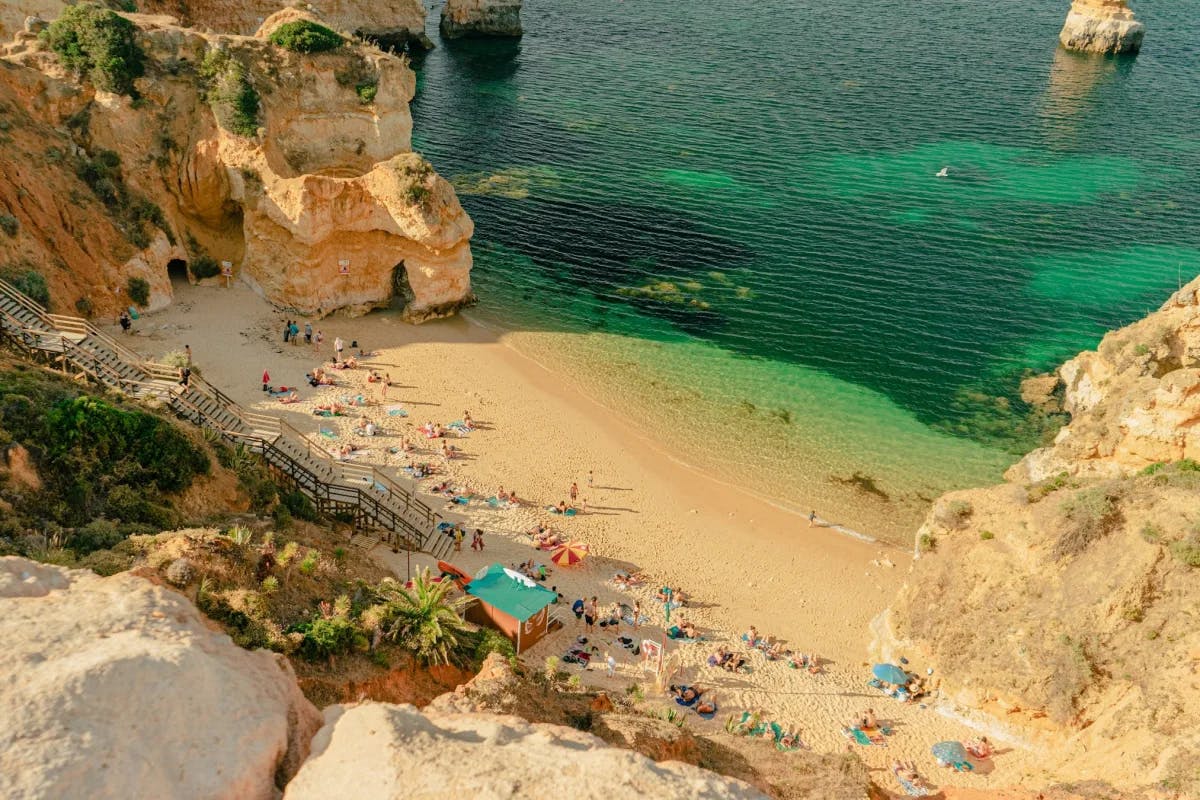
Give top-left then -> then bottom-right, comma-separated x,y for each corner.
283,319 -> 320,348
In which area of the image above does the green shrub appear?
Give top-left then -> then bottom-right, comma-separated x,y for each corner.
298,551 -> 318,575
935,499 -> 973,529
78,548 -> 133,576
356,81 -> 377,104
281,489 -> 318,521
42,3 -> 145,96
1169,534 -> 1200,568
1054,486 -> 1123,560
472,628 -> 515,664
1141,523 -> 1163,544
66,518 -> 124,555
261,575 -> 279,594
75,150 -> 171,248
0,214 -> 17,237
74,297 -> 95,317
979,530 -> 995,541
190,255 -> 220,279
0,266 -> 50,307
295,616 -> 364,662
917,532 -> 936,553
199,50 -> 260,138
268,20 -> 344,53
126,276 -> 150,306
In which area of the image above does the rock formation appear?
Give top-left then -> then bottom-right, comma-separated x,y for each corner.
1059,0 -> 1144,55
0,556 -> 322,800
440,0 -> 523,39
1010,276 -> 1200,483
283,702 -> 767,800
877,276 -> 1200,794
0,7 -> 473,320
139,0 -> 433,51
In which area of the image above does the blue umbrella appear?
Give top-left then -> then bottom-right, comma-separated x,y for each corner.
872,663 -> 909,684
932,740 -> 968,764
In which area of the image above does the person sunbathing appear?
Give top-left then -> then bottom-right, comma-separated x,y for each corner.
723,652 -> 747,672
367,370 -> 382,383
670,685 -> 702,705
462,410 -> 475,430
966,736 -> 992,759
707,646 -> 731,668
677,619 -> 699,639
337,444 -> 354,458
344,356 -> 358,369
441,441 -> 458,460
778,728 -> 802,749
742,626 -> 759,647
695,693 -> 717,715
555,500 -> 568,514
891,761 -> 931,793
508,489 -> 521,505
278,391 -> 300,404
497,486 -> 510,502
851,708 -> 877,730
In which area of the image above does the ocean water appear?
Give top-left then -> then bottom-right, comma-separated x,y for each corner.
408,0 -> 1200,540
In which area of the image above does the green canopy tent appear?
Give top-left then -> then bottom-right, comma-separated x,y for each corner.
465,563 -> 558,653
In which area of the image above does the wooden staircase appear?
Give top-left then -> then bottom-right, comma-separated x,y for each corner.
0,278 -> 458,560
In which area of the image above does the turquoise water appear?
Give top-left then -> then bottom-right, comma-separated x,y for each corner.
407,1 -> 1200,537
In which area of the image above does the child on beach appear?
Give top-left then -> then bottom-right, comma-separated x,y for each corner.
471,529 -> 484,551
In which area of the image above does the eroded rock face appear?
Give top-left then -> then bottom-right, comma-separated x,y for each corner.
139,0 -> 432,51
1009,276 -> 1200,483
440,0 -> 523,39
284,702 -> 767,800
0,8 -> 474,320
1059,0 -> 1144,55
0,557 -> 322,800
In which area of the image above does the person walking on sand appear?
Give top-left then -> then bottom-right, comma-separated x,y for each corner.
585,596 -> 598,633
570,482 -> 579,502
289,320 -> 300,345
808,510 -> 817,527
184,344 -> 192,367
454,527 -> 464,552
314,330 -> 323,352
262,369 -> 270,392
304,322 -> 312,345
587,470 -> 594,488
119,310 -> 132,334
632,600 -> 642,631
471,528 -> 484,551
283,320 -> 291,344
334,336 -> 344,364
606,652 -> 616,677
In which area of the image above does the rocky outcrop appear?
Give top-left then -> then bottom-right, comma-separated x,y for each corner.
1009,276 -> 1200,483
284,702 -> 767,800
440,0 -> 522,39
1059,0 -> 1144,55
0,8 -> 473,320
880,276 -> 1200,795
0,557 -> 323,800
139,0 -> 433,51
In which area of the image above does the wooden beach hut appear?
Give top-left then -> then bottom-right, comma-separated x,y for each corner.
465,563 -> 558,653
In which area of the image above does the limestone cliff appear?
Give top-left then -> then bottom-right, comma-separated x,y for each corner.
0,557 -> 322,799
1011,277 -> 1200,483
877,275 -> 1200,795
1059,0 -> 1144,55
139,0 -> 433,51
0,7 -> 473,320
284,702 -> 767,800
440,0 -> 522,40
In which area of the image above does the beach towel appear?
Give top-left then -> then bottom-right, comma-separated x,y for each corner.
451,496 -> 470,505
674,686 -> 700,708
319,427 -> 337,438
313,409 -> 333,417
696,704 -> 718,720
666,626 -> 702,643
385,405 -> 408,417
898,777 -> 933,797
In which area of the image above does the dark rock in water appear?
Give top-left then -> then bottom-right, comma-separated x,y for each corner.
359,28 -> 436,53
440,0 -> 523,40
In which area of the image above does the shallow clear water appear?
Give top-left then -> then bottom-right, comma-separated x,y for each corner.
409,0 -> 1200,539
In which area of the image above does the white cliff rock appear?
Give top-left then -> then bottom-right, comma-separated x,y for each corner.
0,557 -> 322,800
1059,0 -> 1144,55
284,702 -> 767,800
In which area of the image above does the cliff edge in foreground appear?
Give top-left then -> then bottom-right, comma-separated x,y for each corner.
1059,0 -> 1144,55
0,557 -> 322,800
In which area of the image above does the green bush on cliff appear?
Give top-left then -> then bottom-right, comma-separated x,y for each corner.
42,3 -> 145,97
199,50 -> 260,138
356,81 -> 377,105
126,276 -> 150,306
0,265 -> 49,308
268,20 -> 344,54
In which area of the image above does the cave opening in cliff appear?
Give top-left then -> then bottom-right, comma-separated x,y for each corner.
390,262 -> 414,309
167,259 -> 189,285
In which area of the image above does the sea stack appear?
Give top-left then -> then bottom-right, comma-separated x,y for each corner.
440,0 -> 523,39
1059,0 -> 1144,55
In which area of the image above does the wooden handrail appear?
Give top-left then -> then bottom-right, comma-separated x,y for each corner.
0,278 -> 443,554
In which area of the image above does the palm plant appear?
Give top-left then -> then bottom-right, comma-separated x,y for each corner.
376,569 -> 471,667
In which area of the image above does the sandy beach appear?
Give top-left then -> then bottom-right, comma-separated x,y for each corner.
123,279 -> 1064,793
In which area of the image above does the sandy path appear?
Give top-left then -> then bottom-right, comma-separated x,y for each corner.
125,281 -> 1059,793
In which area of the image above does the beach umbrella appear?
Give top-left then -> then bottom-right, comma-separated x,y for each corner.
931,740 -> 968,764
872,663 -> 909,685
550,542 -> 589,567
